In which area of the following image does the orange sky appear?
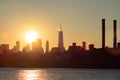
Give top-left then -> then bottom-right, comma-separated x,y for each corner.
0,0 -> 120,50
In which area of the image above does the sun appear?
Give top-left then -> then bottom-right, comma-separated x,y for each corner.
25,31 -> 38,43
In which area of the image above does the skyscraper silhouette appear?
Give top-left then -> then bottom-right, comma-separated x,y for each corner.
16,41 -> 20,52
45,40 -> 49,53
32,38 -> 44,53
82,41 -> 86,50
58,23 -> 65,53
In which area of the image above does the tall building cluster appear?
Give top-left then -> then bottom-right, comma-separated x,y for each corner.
0,19 -> 120,54
0,19 -> 120,68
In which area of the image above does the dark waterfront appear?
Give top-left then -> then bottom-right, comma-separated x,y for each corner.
0,68 -> 120,80
0,19 -> 120,68
0,49 -> 120,68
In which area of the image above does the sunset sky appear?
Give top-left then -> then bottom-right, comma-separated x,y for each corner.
0,0 -> 120,50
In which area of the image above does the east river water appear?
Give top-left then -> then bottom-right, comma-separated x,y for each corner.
0,68 -> 120,80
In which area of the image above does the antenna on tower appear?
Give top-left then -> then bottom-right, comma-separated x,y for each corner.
60,21 -> 63,31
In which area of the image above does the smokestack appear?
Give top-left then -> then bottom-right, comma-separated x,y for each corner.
113,20 -> 117,48
102,19 -> 105,49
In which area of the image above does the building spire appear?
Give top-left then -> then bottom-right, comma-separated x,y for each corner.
60,21 -> 62,31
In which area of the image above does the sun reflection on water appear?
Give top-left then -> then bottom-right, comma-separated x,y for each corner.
17,70 -> 48,80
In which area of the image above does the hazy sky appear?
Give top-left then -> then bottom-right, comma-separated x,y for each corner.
0,0 -> 120,50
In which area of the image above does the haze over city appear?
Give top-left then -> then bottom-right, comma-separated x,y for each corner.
0,0 -> 120,50
0,1 -> 120,80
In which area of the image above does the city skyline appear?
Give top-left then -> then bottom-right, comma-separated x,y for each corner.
0,0 -> 120,50
0,18 -> 120,51
0,18 -> 120,52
